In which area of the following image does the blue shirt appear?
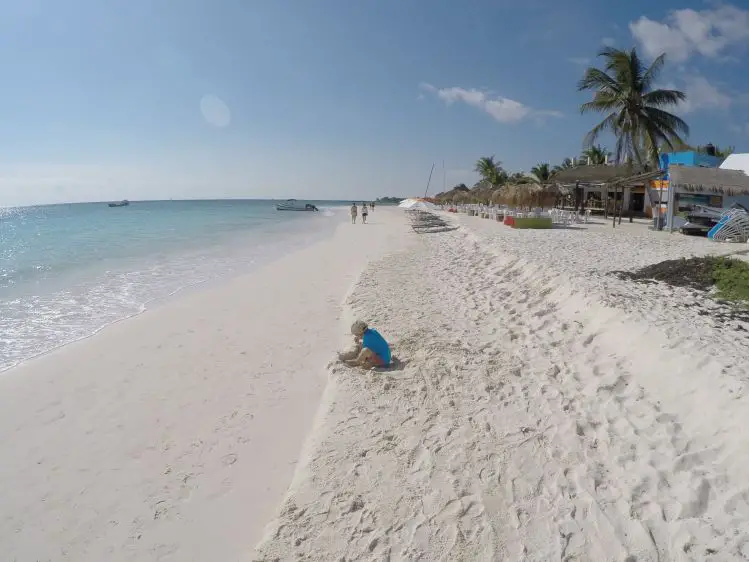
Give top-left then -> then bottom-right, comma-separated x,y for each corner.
362,328 -> 391,365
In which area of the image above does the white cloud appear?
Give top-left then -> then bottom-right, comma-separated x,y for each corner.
601,37 -> 615,46
676,75 -> 732,113
661,75 -> 732,115
419,83 -> 562,124
630,4 -> 749,62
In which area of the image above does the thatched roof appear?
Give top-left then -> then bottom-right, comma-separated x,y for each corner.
553,165 -> 663,186
669,165 -> 749,196
491,183 -> 559,206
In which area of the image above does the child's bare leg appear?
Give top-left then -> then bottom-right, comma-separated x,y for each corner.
343,348 -> 373,367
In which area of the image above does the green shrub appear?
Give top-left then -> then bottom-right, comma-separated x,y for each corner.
712,257 -> 749,303
513,217 -> 553,229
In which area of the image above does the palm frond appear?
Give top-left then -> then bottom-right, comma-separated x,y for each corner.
577,68 -> 621,94
580,145 -> 610,165
583,113 -> 619,147
644,107 -> 690,137
641,52 -> 666,90
580,93 -> 625,114
598,46 -> 624,66
642,89 -> 687,107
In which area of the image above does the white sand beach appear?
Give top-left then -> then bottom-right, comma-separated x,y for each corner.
5,207 -> 749,561
254,213 -> 749,561
0,209 -> 408,562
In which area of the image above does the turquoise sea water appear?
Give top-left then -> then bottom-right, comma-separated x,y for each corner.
0,199 -> 348,371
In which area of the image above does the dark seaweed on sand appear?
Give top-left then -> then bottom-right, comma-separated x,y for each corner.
612,256 -> 749,325
612,257 -> 718,292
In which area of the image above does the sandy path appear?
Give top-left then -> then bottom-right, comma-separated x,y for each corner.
255,215 -> 749,561
0,208 -> 407,562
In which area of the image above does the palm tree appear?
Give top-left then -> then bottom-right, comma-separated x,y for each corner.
553,158 -> 574,174
580,145 -> 611,165
695,144 -> 734,159
578,47 -> 689,166
529,162 -> 553,183
474,156 -> 507,187
508,171 -> 531,184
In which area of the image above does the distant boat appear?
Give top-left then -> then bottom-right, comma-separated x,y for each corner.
276,199 -> 319,211
108,200 -> 130,208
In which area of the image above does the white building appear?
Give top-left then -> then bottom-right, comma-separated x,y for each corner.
719,153 -> 749,209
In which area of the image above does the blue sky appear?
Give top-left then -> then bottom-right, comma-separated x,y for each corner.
0,0 -> 748,205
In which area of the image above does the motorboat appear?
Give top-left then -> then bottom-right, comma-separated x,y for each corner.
108,200 -> 130,207
276,199 -> 319,211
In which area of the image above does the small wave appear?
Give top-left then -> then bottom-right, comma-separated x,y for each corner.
318,206 -> 345,217
0,210 -> 341,372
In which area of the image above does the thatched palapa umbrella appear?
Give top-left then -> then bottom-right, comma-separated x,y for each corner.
494,183 -> 556,208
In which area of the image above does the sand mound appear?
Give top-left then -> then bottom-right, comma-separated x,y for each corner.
254,217 -> 749,560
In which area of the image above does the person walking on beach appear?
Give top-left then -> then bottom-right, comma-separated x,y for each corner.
339,320 -> 391,368
350,203 -> 358,224
371,201 -> 375,212
361,202 -> 369,224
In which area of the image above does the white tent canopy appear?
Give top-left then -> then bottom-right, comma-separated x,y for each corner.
720,153 -> 749,175
398,198 -> 438,210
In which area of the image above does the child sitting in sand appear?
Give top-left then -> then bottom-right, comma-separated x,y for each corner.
339,320 -> 391,369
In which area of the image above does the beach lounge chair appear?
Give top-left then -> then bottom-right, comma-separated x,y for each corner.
708,208 -> 749,243
406,210 -> 456,233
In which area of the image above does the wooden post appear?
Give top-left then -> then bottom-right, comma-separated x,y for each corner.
629,186 -> 634,223
603,184 -> 609,220
618,188 -> 624,225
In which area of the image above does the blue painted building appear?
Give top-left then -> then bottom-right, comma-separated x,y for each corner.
648,149 -> 724,222
659,151 -> 724,179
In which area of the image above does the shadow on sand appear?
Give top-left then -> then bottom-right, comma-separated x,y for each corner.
332,355 -> 409,373
374,356 -> 408,372
552,225 -> 589,231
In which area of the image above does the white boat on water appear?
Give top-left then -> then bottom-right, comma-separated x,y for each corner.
276,199 -> 319,211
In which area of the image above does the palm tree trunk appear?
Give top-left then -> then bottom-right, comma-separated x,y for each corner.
612,185 -> 618,228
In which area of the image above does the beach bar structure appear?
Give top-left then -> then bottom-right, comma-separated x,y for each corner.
553,165 -> 665,218
666,165 -> 749,231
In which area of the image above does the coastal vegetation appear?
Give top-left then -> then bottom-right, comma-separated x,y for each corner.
474,156 -> 507,187
578,47 -> 688,166
434,47 -> 702,206
673,142 -> 735,158
615,256 -> 749,306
